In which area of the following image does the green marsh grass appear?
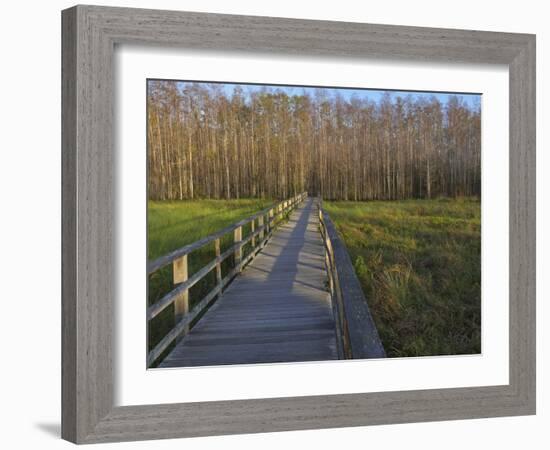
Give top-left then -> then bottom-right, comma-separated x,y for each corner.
324,198 -> 481,357
147,198 -> 273,365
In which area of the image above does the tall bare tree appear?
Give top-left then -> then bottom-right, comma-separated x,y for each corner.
147,81 -> 481,201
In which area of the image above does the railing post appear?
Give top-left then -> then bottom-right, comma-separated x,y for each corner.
173,254 -> 189,335
258,215 -> 264,245
215,238 -> 222,291
251,218 -> 256,249
325,239 -> 334,295
148,196 -> 320,366
234,226 -> 242,273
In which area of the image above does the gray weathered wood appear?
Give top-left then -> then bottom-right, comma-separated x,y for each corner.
62,5 -> 535,443
320,206 -> 386,359
173,255 -> 189,331
147,195 -> 305,322
251,219 -> 256,248
147,257 -> 217,320
172,255 -> 188,285
258,216 -> 265,244
215,238 -> 222,288
159,198 -> 337,368
61,7 -> 78,442
147,194 -> 306,362
148,194 -> 303,274
234,226 -> 243,273
147,285 -> 222,367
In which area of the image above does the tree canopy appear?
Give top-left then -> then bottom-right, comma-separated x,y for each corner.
147,81 -> 481,201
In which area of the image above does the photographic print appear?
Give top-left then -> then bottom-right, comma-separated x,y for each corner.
146,80 -> 481,368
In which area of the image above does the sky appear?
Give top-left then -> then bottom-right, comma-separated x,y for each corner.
168,80 -> 481,111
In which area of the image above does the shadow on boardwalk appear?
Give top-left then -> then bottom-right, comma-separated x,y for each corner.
159,198 -> 338,368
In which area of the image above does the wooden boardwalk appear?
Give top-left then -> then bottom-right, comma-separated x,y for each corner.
159,197 -> 338,367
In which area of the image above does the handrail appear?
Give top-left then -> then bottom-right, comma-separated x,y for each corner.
318,201 -> 386,359
148,195 -> 305,274
147,192 -> 308,366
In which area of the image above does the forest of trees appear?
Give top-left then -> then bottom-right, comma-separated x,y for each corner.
147,81 -> 481,201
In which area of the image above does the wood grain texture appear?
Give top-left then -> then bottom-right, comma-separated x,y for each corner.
61,7 -> 77,442
508,36 -> 536,409
147,194 -> 302,274
146,194 -> 305,363
320,208 -> 386,359
159,198 -> 338,367
61,4 -> 536,443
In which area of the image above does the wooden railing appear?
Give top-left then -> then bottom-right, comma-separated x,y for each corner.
318,201 -> 386,359
147,192 -> 308,366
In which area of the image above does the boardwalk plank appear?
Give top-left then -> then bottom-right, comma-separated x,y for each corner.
159,198 -> 338,368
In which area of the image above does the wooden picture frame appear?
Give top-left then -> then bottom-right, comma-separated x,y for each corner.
62,5 -> 536,443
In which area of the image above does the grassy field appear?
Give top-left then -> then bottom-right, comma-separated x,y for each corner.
148,197 -> 480,363
147,198 -> 273,364
148,199 -> 273,260
324,198 -> 481,358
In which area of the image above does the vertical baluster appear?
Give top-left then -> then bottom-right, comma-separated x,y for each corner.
326,239 -> 334,295
173,254 -> 189,336
215,238 -> 222,292
234,226 -> 242,273
251,218 -> 256,250
258,215 -> 264,246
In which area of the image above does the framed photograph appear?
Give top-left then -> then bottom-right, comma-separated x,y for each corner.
62,5 -> 536,444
